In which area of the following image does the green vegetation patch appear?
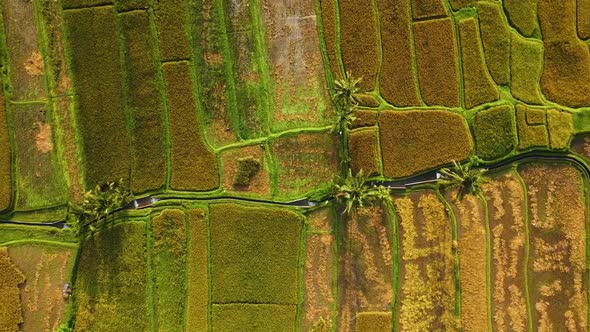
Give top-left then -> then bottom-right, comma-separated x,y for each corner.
224,0 -> 268,139
526,108 -> 546,125
319,0 -> 341,79
271,132 -> 339,199
547,109 -> 573,149
538,0 -> 590,107
379,0 -> 421,107
379,110 -> 472,178
233,157 -> 261,187
152,209 -> 187,332
411,0 -> 446,20
516,104 -> 548,149
510,32 -> 544,105
189,0 -> 239,147
153,0 -> 192,61
349,127 -> 380,175
120,10 -> 167,194
503,0 -> 539,37
10,104 -> 69,211
0,247 -> 25,332
472,105 -> 517,161
114,0 -> 148,11
210,203 -> 302,304
0,224 -> 75,245
74,221 -> 148,331
63,6 -> 131,188
449,0 -> 475,10
338,0 -> 380,91
2,0 -> 47,101
459,18 -> 498,109
162,61 -> 219,191
477,2 -> 510,85
211,303 -> 296,332
0,92 -> 10,212
414,18 -> 460,107
355,312 -> 392,332
186,208 -> 209,332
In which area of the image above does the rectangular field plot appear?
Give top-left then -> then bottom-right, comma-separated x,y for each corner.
74,221 -> 148,331
0,246 -> 25,332
337,205 -> 394,332
302,208 -> 335,331
483,171 -> 529,331
10,104 -> 68,211
393,191 -> 458,331
519,163 -> 587,331
2,0 -> 47,101
151,209 -> 187,332
7,244 -> 75,332
210,203 -> 302,304
0,88 -> 11,212
186,208 -> 209,332
211,303 -> 296,332
261,0 -> 332,131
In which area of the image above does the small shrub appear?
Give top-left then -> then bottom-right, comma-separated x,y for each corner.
334,170 -> 391,215
233,157 -> 261,187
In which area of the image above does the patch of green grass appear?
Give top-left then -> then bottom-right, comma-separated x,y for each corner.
162,61 -> 219,191
10,104 -> 69,210
153,0 -> 191,61
151,209 -> 187,332
355,312 -> 392,332
186,208 -> 208,332
0,225 -> 75,246
547,109 -> 573,149
472,105 -> 517,161
210,203 -> 302,304
120,10 -> 167,194
74,221 -> 148,331
211,304 -> 296,332
63,6 -> 131,188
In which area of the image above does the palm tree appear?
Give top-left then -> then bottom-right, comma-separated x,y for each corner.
439,159 -> 489,201
334,169 -> 391,215
332,72 -> 362,175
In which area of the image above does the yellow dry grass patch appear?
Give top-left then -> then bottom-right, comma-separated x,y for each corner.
393,192 -> 457,331
482,172 -> 528,331
519,163 -> 587,331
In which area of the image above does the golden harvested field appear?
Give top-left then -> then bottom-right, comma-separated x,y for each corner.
519,163 -> 587,331
337,204 -> 394,332
393,191 -> 458,331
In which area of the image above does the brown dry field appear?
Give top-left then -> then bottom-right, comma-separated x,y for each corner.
8,244 -> 74,332
571,134 -> 590,160
393,191 -> 457,331
302,208 -> 335,331
483,171 -> 529,331
220,144 -> 271,197
519,163 -> 587,331
337,204 -> 394,332
261,0 -> 331,128
2,0 -> 47,101
445,191 -> 489,332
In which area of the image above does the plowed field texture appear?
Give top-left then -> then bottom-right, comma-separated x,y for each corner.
1,0 -> 590,331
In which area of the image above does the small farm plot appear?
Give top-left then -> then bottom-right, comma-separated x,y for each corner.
74,221 -> 148,332
8,243 -> 75,332
301,208 -> 336,331
270,131 -> 339,199
518,163 -> 587,331
209,203 -> 303,329
0,246 -> 25,332
220,144 -> 271,197
336,204 -> 395,332
392,191 -> 458,331
482,171 -> 529,331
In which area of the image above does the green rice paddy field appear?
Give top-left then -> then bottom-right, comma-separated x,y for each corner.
1,0 -> 590,331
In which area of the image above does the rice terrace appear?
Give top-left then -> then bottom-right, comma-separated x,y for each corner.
1,0 -> 590,331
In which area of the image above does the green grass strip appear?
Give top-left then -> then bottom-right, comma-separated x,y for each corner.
62,6 -> 131,187
0,87 -> 10,212
186,208 -> 209,332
